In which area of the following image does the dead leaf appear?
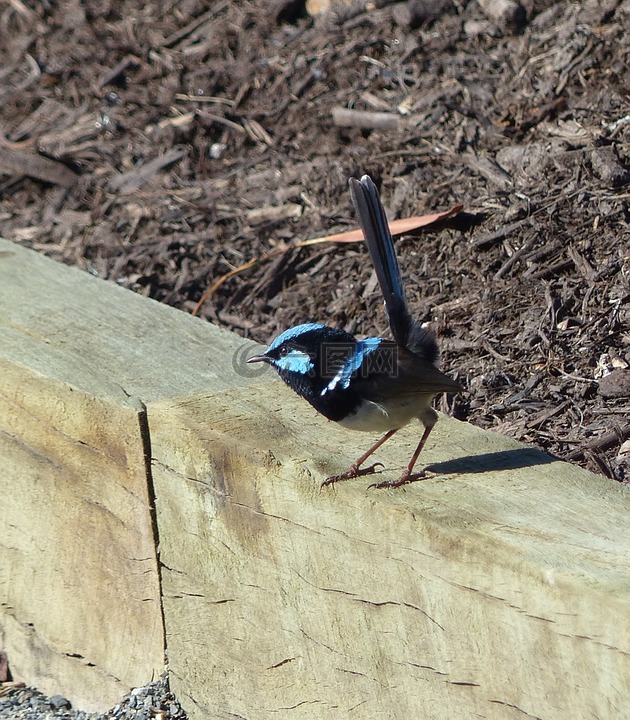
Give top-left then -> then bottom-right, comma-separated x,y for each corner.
192,203 -> 463,316
298,204 -> 463,246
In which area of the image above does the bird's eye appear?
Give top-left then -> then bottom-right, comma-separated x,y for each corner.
278,346 -> 290,357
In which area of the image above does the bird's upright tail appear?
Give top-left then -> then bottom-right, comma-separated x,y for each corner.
349,175 -> 412,347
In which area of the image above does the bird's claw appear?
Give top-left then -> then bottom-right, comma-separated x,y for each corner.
321,462 -> 384,489
368,469 -> 426,490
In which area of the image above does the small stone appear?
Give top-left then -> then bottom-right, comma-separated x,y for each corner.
29,694 -> 46,708
392,0 -> 453,29
478,0 -> 527,33
597,369 -> 630,398
209,143 -> 226,160
590,147 -> 630,187
50,694 -> 72,709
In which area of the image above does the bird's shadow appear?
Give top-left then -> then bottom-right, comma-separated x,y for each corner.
427,447 -> 557,476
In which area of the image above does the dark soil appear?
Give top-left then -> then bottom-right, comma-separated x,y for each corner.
1,0 -> 629,480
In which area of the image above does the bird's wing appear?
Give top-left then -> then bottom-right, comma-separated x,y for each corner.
320,337 -> 382,396
349,175 -> 412,347
352,341 -> 462,398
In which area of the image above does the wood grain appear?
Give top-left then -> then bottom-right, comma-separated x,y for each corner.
149,385 -> 630,720
1,237 -> 628,717
0,237 -> 253,710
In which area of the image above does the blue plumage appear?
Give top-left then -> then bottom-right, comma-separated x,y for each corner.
268,323 -> 323,375
268,322 -> 325,351
322,337 -> 382,394
247,175 -> 461,488
275,349 -> 314,375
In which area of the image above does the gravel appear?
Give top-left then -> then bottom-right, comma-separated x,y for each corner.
0,675 -> 187,720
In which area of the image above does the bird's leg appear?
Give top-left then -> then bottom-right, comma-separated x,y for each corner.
369,425 -> 433,489
321,429 -> 399,488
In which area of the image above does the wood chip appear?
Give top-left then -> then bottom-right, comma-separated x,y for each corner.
0,145 -> 77,188
108,148 -> 186,194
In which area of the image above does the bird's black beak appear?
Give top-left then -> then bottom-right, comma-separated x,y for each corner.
246,353 -> 269,364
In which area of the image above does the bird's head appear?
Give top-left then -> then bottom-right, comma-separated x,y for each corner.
247,323 -> 357,397
247,322 -> 323,375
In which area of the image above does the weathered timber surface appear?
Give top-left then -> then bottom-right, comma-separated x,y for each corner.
149,387 -> 630,720
0,363 -> 159,710
1,238 -> 629,719
0,238 -> 251,710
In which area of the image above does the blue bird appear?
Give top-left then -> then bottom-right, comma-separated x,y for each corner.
248,175 -> 462,488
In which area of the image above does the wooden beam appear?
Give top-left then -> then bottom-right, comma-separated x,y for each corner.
0,238 -> 252,710
0,361 -> 160,710
1,237 -> 628,717
149,387 -> 630,720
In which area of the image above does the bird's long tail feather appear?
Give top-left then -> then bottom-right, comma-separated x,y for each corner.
349,175 -> 412,346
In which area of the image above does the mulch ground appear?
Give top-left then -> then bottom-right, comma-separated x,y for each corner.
1,0 -> 628,480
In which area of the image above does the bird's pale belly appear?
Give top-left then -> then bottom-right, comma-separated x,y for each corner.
337,394 -> 436,433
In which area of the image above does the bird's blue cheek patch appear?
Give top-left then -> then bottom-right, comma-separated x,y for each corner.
275,350 -> 314,375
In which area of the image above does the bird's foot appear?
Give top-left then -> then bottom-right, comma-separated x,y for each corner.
368,468 -> 426,490
321,462 -> 384,489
